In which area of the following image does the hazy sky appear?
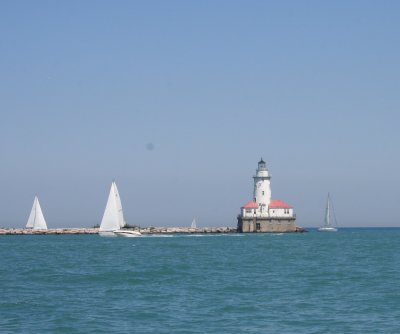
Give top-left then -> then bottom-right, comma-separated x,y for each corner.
1,1 -> 399,228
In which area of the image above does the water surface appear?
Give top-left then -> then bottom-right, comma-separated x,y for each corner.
1,229 -> 399,333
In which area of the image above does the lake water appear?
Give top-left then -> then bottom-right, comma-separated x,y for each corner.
1,229 -> 399,333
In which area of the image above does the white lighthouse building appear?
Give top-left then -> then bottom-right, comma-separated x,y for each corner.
252,158 -> 271,215
238,159 -> 299,232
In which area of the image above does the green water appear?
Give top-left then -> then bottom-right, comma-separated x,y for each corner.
1,229 -> 399,333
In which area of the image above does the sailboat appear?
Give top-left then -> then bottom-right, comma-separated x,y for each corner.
26,196 -> 48,230
99,181 -> 141,237
191,217 -> 197,229
318,193 -> 338,232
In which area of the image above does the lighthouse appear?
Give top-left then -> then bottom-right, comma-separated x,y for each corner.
253,158 -> 271,215
237,158 -> 300,232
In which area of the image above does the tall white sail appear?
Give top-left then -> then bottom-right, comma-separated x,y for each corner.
318,193 -> 337,232
325,194 -> 331,227
26,196 -> 48,230
191,217 -> 197,228
113,182 -> 126,228
26,197 -> 36,229
99,182 -> 125,231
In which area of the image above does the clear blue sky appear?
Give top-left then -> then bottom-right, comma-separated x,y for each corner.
1,1 -> 399,228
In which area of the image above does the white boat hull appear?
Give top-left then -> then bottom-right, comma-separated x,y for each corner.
99,231 -> 117,237
113,230 -> 142,237
318,227 -> 338,232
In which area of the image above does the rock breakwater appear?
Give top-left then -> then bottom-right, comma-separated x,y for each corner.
0,228 -> 99,235
0,226 -> 305,235
138,227 -> 238,234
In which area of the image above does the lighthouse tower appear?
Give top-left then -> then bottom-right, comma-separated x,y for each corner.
253,158 -> 271,216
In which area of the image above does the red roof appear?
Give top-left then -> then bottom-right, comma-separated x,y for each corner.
269,199 -> 292,209
242,201 -> 259,209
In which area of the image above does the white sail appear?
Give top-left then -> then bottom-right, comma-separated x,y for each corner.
26,197 -> 36,229
99,182 -> 125,232
191,218 -> 197,228
319,193 -> 337,232
26,196 -> 48,230
113,182 -> 126,228
325,194 -> 331,227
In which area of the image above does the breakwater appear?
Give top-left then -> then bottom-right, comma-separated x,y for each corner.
0,226 -> 306,235
138,226 -> 305,234
0,227 -> 237,235
0,228 -> 98,235
139,227 -> 238,234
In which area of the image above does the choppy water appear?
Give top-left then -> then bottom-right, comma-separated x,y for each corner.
1,229 -> 400,333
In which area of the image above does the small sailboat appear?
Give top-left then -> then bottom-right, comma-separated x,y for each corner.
318,193 -> 338,232
99,181 -> 141,237
191,217 -> 197,229
26,196 -> 48,230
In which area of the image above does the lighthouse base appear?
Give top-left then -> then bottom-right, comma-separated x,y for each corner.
237,216 -> 299,233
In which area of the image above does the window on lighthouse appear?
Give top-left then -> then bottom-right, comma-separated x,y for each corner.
262,191 -> 264,196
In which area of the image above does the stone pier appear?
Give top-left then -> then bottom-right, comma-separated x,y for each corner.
0,228 -> 99,235
0,227 -> 238,235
